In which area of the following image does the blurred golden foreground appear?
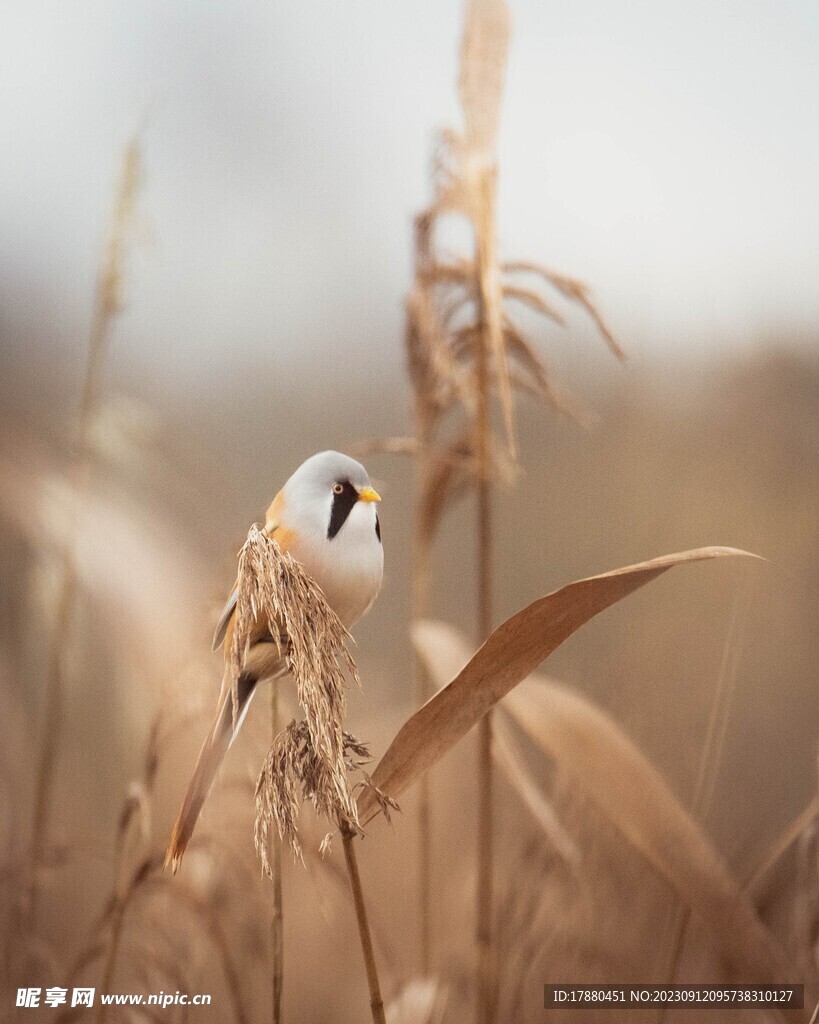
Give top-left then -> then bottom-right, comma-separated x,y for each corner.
1,342 -> 817,1022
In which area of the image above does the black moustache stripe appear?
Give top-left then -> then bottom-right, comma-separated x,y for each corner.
327,480 -> 359,539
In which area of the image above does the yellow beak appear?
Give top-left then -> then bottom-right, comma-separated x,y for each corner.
357,486 -> 381,503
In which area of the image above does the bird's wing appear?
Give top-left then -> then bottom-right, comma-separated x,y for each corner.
212,584 -> 238,652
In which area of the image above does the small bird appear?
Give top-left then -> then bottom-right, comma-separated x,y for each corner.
165,451 -> 383,870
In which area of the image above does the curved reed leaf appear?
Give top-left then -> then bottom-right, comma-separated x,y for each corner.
359,547 -> 760,822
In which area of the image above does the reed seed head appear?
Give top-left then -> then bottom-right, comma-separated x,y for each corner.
234,527 -> 365,865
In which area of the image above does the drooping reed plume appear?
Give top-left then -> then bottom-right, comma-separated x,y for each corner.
234,525 -> 360,855
368,0 -> 622,1004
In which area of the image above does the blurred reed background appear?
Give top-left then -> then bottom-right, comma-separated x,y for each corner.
1,0 -> 818,1021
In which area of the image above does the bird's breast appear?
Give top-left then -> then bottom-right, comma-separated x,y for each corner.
285,528 -> 383,630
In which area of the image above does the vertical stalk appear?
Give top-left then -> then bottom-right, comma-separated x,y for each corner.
30,295 -> 110,906
412,512 -> 433,975
474,169 -> 497,1024
95,901 -> 127,1024
270,681 -> 283,1024
657,574 -> 752,1024
29,140 -> 140,924
341,826 -> 386,1024
417,769 -> 432,974
94,812 -> 140,1024
474,442 -> 495,1024
412,212 -> 437,976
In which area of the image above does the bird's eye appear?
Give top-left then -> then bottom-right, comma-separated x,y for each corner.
332,482 -> 344,495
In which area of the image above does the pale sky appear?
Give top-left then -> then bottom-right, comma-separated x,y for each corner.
2,0 -> 818,386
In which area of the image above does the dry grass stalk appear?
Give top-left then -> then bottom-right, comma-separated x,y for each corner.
796,814 -> 819,996
342,825 -> 387,1024
30,137 -> 141,925
658,573 -> 754,1016
92,718 -> 161,1024
394,0 -> 622,988
745,795 -> 819,895
60,711 -> 249,1024
270,682 -> 283,1024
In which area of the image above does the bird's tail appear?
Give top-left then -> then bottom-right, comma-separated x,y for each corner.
165,673 -> 256,873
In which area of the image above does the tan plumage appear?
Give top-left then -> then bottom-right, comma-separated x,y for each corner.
165,451 -> 383,871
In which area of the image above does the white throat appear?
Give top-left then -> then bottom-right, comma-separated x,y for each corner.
281,495 -> 383,629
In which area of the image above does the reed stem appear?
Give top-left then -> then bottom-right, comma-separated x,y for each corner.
95,901 -> 127,1024
410,209 -> 437,976
30,140 -> 140,925
413,453 -> 434,974
271,680 -> 283,1024
474,180 -> 497,1023
30,303 -> 109,914
417,768 -> 432,975
341,825 -> 386,1024
657,574 -> 752,1024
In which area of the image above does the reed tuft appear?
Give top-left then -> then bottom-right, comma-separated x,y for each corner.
237,527 -> 362,863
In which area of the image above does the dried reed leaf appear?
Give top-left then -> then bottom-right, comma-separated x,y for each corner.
502,284 -> 566,326
502,324 -> 592,424
406,621 -> 793,988
358,547 -> 760,824
417,433 -> 474,543
406,287 -> 466,425
746,795 -> 819,895
503,261 -> 625,361
0,454 -> 204,681
492,712 -> 579,867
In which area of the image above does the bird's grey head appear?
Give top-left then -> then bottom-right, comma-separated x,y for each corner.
284,451 -> 381,543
